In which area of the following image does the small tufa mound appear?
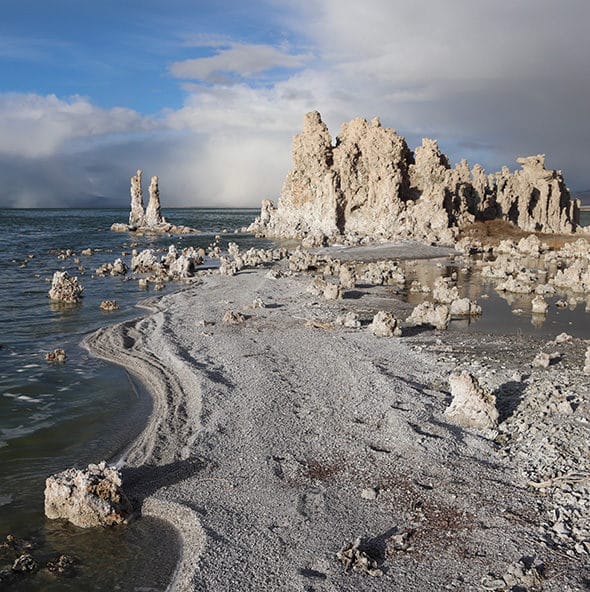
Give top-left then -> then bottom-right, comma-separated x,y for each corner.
445,371 -> 499,431
45,349 -> 67,363
406,301 -> 450,330
532,351 -> 561,369
336,538 -> 382,577
100,300 -> 120,311
368,311 -> 401,337
222,310 -> 246,325
44,461 -> 132,528
48,271 -> 83,303
335,311 -> 361,329
448,297 -> 481,317
531,295 -> 548,315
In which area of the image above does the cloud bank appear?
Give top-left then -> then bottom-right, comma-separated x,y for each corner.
1,0 -> 589,208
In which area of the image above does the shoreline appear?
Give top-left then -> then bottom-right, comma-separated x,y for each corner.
83,242 -> 589,590
83,297 -> 207,592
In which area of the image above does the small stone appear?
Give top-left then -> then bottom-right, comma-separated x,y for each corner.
335,311 -> 361,329
252,297 -> 266,309
223,311 -> 245,325
336,538 -> 382,577
45,349 -> 67,363
532,351 -> 561,369
361,487 -> 378,500
12,553 -> 38,573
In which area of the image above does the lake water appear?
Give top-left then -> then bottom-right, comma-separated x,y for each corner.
0,208 -> 271,590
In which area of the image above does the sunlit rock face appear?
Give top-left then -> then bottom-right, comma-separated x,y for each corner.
128,169 -> 144,228
144,175 -> 164,227
250,112 -> 580,244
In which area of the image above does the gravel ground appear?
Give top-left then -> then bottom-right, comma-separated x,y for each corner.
84,245 -> 590,592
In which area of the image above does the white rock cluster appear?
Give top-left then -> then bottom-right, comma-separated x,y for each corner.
250,112 -> 581,245
44,461 -> 132,528
130,245 -> 204,279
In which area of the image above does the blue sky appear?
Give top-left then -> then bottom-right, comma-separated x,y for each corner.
0,0 -> 588,207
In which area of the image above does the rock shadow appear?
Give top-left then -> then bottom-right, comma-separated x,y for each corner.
494,380 -> 527,422
122,457 -> 207,507
360,527 -> 399,565
400,324 -> 440,337
342,290 -> 367,299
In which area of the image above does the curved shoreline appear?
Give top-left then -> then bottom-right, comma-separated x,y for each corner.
83,296 -> 206,592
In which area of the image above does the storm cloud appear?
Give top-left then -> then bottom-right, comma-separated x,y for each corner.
0,0 -> 588,208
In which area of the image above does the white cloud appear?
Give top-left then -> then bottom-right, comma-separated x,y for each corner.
0,93 -> 155,158
169,42 -> 311,82
2,0 -> 590,209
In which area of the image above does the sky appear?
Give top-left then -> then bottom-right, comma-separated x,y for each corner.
0,0 -> 588,208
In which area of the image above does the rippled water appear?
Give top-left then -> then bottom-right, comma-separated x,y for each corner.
0,208 -> 270,590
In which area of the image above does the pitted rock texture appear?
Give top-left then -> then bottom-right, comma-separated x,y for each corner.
128,169 -> 144,227
250,112 -> 580,244
48,271 -> 83,303
44,461 -> 132,528
445,371 -> 499,431
145,175 -> 163,227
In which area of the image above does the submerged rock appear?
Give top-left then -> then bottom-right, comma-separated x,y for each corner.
99,300 -> 120,311
46,554 -> 76,576
44,461 -> 132,528
445,371 -> 499,431
48,271 -> 83,303
45,349 -> 67,363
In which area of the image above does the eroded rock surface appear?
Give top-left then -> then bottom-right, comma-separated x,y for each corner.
250,112 -> 581,244
445,371 -> 499,431
112,171 -> 197,234
48,271 -> 83,303
44,462 -> 132,528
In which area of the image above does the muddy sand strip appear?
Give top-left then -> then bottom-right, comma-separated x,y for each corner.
84,260 -> 587,591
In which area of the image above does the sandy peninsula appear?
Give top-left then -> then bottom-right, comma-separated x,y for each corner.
84,239 -> 590,592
